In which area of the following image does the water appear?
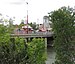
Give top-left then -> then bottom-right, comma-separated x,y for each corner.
46,46 -> 56,64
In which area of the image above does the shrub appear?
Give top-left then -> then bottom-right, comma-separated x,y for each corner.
27,38 -> 46,64
0,25 -> 46,64
0,25 -> 28,64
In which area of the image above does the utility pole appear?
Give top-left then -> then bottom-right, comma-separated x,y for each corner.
26,2 -> 28,34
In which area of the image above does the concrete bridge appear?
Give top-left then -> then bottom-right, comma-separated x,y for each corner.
11,32 -> 54,47
11,32 -> 53,38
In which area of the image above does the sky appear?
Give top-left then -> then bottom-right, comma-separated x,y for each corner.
0,0 -> 75,24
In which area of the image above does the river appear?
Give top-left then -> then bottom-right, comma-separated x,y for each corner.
46,46 -> 56,64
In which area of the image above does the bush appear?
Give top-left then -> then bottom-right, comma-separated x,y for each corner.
27,38 -> 47,64
0,25 -> 46,64
0,25 -> 28,64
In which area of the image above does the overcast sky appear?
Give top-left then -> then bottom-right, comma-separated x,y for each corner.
0,0 -> 75,24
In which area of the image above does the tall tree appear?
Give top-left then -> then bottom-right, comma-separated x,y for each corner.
49,6 -> 75,64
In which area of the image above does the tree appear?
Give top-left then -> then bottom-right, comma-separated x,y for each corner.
19,20 -> 25,28
0,24 -> 46,64
0,24 -> 28,64
29,22 -> 39,30
49,6 -> 75,64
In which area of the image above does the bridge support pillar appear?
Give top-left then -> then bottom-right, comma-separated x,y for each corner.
45,38 -> 47,49
45,38 -> 47,55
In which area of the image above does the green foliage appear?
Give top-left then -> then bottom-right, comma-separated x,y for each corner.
0,25 -> 28,64
49,6 -> 75,64
0,25 -> 46,64
0,38 -> 28,64
27,38 -> 46,64
29,22 -> 39,30
0,25 -> 10,43
19,21 -> 25,28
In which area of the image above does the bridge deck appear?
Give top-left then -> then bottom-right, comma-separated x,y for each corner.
11,32 -> 53,38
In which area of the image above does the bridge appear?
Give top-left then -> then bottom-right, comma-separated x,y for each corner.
11,32 -> 54,47
10,32 -> 53,38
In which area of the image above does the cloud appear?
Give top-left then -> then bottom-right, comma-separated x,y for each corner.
10,2 -> 23,5
8,0 -> 26,5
